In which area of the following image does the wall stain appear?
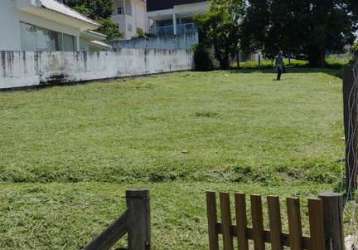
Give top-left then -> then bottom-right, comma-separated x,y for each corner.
1,51 -> 6,77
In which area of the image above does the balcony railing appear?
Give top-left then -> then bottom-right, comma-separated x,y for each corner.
151,23 -> 198,36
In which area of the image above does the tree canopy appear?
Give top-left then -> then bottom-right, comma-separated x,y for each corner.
195,0 -> 245,69
241,0 -> 358,66
63,0 -> 122,40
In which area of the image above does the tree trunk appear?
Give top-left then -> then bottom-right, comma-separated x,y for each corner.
220,54 -> 230,70
236,50 -> 240,69
308,48 -> 326,67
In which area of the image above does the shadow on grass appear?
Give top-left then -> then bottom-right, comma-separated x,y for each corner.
229,63 -> 347,79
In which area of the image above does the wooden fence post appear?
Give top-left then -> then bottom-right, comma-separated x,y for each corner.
319,192 -> 344,250
126,189 -> 151,250
343,64 -> 358,193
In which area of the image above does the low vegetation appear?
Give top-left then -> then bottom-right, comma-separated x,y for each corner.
0,69 -> 350,249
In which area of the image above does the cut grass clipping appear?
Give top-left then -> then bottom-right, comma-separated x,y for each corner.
0,68 -> 352,249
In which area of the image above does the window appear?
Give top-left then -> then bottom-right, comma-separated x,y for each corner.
125,0 -> 132,15
63,33 -> 75,51
128,23 -> 133,32
20,22 -> 77,51
117,0 -> 124,14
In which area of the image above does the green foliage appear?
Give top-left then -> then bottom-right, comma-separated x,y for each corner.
241,0 -> 357,67
98,19 -> 122,41
353,42 -> 358,56
63,0 -> 122,41
195,0 -> 245,69
63,0 -> 113,19
136,28 -> 146,38
193,44 -> 214,71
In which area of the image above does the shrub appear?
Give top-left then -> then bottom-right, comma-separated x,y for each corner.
193,44 -> 214,71
353,42 -> 358,57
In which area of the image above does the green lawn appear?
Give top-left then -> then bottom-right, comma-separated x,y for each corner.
0,69 -> 349,249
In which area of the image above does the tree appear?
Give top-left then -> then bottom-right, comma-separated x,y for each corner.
195,0 -> 245,69
63,0 -> 122,41
241,0 -> 357,67
98,19 -> 122,41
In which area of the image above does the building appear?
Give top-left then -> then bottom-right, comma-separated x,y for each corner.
147,0 -> 208,36
0,0 -> 110,51
111,0 -> 148,40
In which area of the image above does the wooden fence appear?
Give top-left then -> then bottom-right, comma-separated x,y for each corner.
84,189 -> 151,250
343,63 -> 358,193
206,191 -> 344,250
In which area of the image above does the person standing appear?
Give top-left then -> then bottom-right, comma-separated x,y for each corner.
275,51 -> 285,80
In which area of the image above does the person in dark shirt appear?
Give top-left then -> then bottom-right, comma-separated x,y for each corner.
275,51 -> 285,80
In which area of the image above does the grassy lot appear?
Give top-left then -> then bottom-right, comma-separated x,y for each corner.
0,69 -> 349,249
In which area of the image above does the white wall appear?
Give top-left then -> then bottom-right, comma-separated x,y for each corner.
0,0 -> 22,50
0,49 -> 194,89
113,32 -> 199,49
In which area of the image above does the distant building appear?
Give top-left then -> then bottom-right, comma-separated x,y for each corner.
0,0 -> 110,51
147,0 -> 208,36
111,0 -> 148,40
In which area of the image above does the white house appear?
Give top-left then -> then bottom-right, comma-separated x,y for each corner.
147,0 -> 208,36
0,0 -> 110,51
111,0 -> 148,40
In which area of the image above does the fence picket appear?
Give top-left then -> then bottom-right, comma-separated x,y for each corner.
287,198 -> 303,250
220,193 -> 234,250
207,192 -> 219,250
267,196 -> 283,250
235,193 -> 249,250
251,195 -> 265,250
206,192 -> 343,250
308,199 -> 326,250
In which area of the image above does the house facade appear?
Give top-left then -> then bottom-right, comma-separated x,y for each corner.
111,0 -> 148,40
147,0 -> 208,36
0,0 -> 109,51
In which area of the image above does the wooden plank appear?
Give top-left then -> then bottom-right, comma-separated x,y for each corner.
319,192 -> 345,250
235,193 -> 249,250
126,189 -> 151,250
220,192 -> 234,250
251,195 -> 265,250
267,196 -> 283,250
287,198 -> 303,250
207,192 -> 219,250
217,225 -> 311,249
84,210 -> 129,250
308,199 -> 326,250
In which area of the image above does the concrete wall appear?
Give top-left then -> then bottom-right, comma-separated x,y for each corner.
0,49 -> 193,89
112,32 -> 198,49
0,0 -> 22,50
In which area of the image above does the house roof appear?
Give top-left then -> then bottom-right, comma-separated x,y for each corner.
39,0 -> 99,27
81,31 -> 107,41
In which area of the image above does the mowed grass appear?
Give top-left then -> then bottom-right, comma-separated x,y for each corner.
0,69 -> 349,249
0,69 -> 344,184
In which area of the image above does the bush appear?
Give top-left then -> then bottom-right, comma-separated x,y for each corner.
353,42 -> 358,57
193,44 -> 214,71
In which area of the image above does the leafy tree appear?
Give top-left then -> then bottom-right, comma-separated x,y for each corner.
241,0 -> 357,67
353,42 -> 358,57
195,0 -> 245,69
63,0 -> 122,41
98,19 -> 122,41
